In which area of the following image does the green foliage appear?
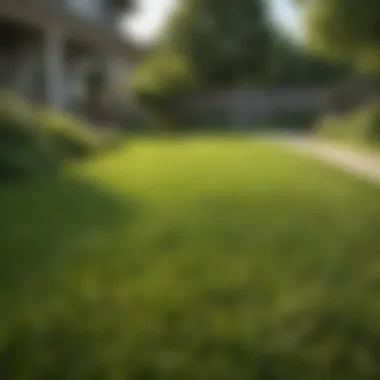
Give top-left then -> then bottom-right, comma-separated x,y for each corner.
132,52 -> 198,128
314,113 -> 347,139
0,94 -> 101,180
268,34 -> 351,86
162,0 -> 273,87
1,139 -> 380,378
158,0 -> 346,89
350,103 -> 380,142
295,0 -> 380,72
315,102 -> 380,148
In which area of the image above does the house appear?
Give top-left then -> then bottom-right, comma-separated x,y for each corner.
0,0 -> 139,119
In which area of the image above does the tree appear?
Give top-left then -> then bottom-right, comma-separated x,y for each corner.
131,0 -> 274,128
159,0 -> 273,88
267,33 -> 351,86
132,51 -> 198,128
294,0 -> 380,72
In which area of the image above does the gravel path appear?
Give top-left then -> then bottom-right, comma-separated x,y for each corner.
286,139 -> 380,184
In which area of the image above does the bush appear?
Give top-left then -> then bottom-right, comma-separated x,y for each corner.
39,110 -> 101,158
314,114 -> 348,139
132,52 -> 198,129
0,94 -> 102,180
349,102 -> 380,143
315,101 -> 380,148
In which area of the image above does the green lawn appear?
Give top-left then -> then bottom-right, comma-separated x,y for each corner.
1,137 -> 380,379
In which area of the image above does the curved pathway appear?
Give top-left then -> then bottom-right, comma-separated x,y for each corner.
285,138 -> 380,184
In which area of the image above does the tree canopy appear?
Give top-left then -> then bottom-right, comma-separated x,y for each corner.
159,0 -> 273,88
268,33 -> 351,86
295,0 -> 380,71
132,0 -> 276,124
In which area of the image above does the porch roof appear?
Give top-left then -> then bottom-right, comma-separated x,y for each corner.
0,0 -> 140,59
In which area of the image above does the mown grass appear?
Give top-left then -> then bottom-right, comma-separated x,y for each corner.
1,137 -> 380,379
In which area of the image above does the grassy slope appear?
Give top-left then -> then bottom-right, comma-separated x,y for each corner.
1,137 -> 380,378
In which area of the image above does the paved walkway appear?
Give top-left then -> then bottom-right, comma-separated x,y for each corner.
285,139 -> 380,184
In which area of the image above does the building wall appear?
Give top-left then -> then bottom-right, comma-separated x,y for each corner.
176,89 -> 333,126
0,12 -> 135,122
68,0 -> 102,21
175,88 -> 380,128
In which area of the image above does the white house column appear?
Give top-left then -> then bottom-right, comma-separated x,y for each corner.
45,27 -> 66,109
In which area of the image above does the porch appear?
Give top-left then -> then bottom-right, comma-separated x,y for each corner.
1,18 -> 120,121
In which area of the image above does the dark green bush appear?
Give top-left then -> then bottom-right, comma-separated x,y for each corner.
0,94 -> 101,180
349,102 -> 380,144
38,110 -> 101,158
132,52 -> 198,129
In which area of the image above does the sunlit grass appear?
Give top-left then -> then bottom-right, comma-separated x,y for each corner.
0,137 -> 380,378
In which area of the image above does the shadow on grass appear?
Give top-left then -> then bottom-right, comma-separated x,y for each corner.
0,173 -> 142,378
0,172 -> 139,294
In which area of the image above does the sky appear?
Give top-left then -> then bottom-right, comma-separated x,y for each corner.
124,0 -> 302,45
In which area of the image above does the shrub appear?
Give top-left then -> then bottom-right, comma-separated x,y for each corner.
315,101 -> 380,148
39,110 -> 101,158
314,114 -> 347,139
0,94 -> 101,180
132,52 -> 198,129
349,102 -> 380,144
